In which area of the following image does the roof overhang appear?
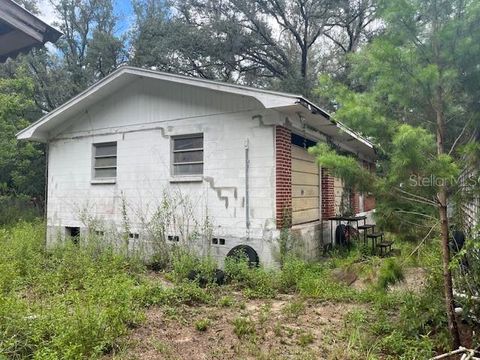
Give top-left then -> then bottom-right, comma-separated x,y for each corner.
17,66 -> 377,159
0,0 -> 62,62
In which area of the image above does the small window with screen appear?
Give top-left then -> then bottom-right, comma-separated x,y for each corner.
172,134 -> 203,176
93,142 -> 117,179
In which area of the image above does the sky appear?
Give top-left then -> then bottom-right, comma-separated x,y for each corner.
36,0 -> 135,36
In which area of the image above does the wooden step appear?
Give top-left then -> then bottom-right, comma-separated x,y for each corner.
377,241 -> 393,247
367,232 -> 384,238
358,224 -> 374,230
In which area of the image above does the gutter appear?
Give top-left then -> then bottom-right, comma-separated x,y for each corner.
295,97 -> 377,154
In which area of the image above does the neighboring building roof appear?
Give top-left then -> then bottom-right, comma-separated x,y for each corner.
0,0 -> 62,62
16,66 -> 377,158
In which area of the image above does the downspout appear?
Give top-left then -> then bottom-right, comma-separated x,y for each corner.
44,143 -> 49,246
245,138 -> 250,238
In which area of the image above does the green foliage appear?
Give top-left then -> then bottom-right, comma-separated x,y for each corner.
171,248 -> 217,284
279,256 -> 309,292
218,295 -> 234,307
0,222 -> 147,359
232,316 -> 256,339
282,300 -> 305,318
297,331 -> 315,347
141,281 -> 211,307
224,255 -> 278,299
0,195 -> 41,226
0,76 -> 44,198
308,143 -> 375,193
0,220 -> 454,358
377,258 -> 404,290
195,318 -> 211,332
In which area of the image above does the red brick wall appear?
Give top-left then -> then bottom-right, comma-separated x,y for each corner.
321,169 -> 335,219
275,126 -> 292,228
362,161 -> 376,212
364,195 -> 376,212
351,191 -> 360,214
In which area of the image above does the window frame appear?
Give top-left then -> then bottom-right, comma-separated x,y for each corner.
92,141 -> 117,182
171,133 -> 204,178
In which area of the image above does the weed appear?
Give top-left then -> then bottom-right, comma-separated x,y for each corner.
297,331 -> 315,347
377,258 -> 404,290
232,316 -> 256,339
0,221 -> 146,359
282,300 -> 305,318
218,295 -> 234,307
225,255 -> 278,298
151,339 -> 173,356
142,281 -> 211,307
195,318 -> 211,332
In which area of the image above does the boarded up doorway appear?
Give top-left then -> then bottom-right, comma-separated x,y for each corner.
291,145 -> 321,225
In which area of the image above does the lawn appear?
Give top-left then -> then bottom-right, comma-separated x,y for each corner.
0,221 -> 471,359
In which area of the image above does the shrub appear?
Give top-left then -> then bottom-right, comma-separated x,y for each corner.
377,258 -> 404,290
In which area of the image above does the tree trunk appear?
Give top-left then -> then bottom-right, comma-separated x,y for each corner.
438,189 -> 461,348
301,46 -> 307,82
435,89 -> 461,349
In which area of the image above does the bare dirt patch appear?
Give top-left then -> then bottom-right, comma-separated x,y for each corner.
114,294 -> 366,360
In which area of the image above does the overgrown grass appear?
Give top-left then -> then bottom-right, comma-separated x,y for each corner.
0,222 -> 454,359
0,221 -> 150,359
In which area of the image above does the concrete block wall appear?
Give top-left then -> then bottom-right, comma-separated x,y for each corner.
45,77 -> 283,265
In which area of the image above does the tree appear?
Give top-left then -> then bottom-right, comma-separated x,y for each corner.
312,0 -> 480,348
0,74 -> 44,197
131,0 -> 379,95
23,0 -> 127,111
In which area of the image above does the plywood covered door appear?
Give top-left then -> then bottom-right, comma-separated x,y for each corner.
291,145 -> 320,225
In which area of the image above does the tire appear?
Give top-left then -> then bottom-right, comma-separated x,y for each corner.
226,245 -> 259,267
335,224 -> 347,246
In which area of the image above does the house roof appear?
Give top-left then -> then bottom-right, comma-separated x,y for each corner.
16,66 -> 376,158
0,0 -> 62,62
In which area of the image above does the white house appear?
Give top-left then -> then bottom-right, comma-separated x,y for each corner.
17,66 -> 377,265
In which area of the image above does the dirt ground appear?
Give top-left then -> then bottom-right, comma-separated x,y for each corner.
109,269 -> 429,360
117,297 -> 364,359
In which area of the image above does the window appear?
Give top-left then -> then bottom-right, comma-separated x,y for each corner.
93,142 -> 117,179
172,134 -> 203,176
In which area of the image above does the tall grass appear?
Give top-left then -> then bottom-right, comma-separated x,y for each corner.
0,221 -> 147,359
0,222 -> 452,359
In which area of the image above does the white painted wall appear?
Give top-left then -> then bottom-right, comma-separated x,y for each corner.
46,77 -> 282,265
